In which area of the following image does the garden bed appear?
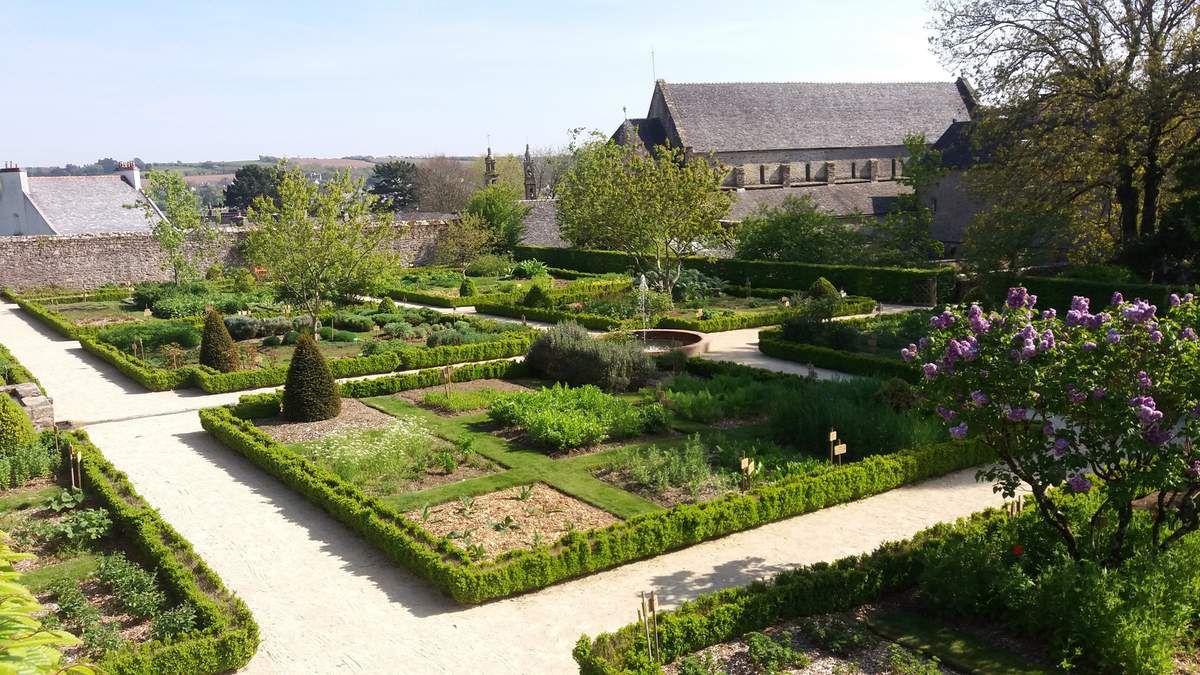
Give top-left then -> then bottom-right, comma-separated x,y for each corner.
377,265 -> 630,308
200,358 -> 992,603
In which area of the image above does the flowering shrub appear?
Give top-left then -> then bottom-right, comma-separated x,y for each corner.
907,287 -> 1200,565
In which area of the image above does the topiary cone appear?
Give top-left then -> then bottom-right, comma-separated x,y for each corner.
199,310 -> 240,373
282,333 -> 341,421
0,393 -> 35,455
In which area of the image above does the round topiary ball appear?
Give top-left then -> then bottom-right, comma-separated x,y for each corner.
520,283 -> 553,309
378,297 -> 397,314
282,333 -> 341,422
199,309 -> 240,373
0,393 -> 35,455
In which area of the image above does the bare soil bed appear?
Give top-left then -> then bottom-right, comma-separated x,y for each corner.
405,483 -> 620,558
593,467 -> 733,508
255,399 -> 399,444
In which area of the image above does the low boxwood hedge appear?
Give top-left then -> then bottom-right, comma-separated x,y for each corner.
474,297 -> 876,333
0,341 -> 38,386
70,430 -> 259,673
757,328 -> 918,381
383,276 -> 631,309
199,359 -> 992,604
6,290 -> 533,393
572,509 -> 1010,674
980,273 -> 1181,312
511,245 -> 953,305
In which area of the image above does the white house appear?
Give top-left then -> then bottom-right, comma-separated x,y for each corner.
0,161 -> 160,236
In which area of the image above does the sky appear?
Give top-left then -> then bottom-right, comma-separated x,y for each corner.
0,1 -> 954,166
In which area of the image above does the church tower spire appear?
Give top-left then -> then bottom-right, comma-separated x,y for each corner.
523,144 -> 536,200
484,147 -> 498,186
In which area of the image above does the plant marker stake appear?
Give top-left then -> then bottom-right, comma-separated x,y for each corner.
650,590 -> 660,656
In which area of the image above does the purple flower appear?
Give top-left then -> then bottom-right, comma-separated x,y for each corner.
1185,293 -> 1195,303
1067,475 -> 1092,493
949,422 -> 969,440
1006,287 -> 1029,309
1052,437 -> 1070,457
1149,330 -> 1163,344
1144,427 -> 1174,446
1107,328 -> 1122,344
1007,407 -> 1028,422
1086,312 -> 1110,329
936,406 -> 958,422
1082,341 -> 1097,351
900,344 -> 917,362
1042,421 -> 1055,436
1188,460 -> 1200,478
1111,291 -> 1124,306
918,337 -> 931,351
1183,328 -> 1197,341
1091,387 -> 1107,400
1071,296 -> 1090,313
1131,395 -> 1163,425
929,310 -> 958,330
922,363 -> 938,379
1137,371 -> 1153,390
1122,299 -> 1157,323
1170,293 -> 1181,308
1067,385 -> 1087,405
970,390 -> 990,407
1041,309 -> 1057,320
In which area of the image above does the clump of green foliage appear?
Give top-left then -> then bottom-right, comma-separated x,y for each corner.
488,384 -> 667,452
525,322 -> 655,392
745,631 -> 810,674
98,320 -> 201,353
199,309 -> 239,373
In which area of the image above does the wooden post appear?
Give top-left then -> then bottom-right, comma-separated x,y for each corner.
828,429 -> 838,464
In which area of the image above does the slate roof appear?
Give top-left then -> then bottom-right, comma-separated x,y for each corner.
26,176 -> 155,235
725,181 -> 909,222
658,81 -> 971,152
611,118 -> 668,150
519,199 -> 566,247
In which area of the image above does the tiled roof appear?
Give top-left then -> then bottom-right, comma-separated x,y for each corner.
659,81 -> 971,152
726,181 -> 910,221
26,176 -> 155,235
611,118 -> 668,150
519,199 -> 565,247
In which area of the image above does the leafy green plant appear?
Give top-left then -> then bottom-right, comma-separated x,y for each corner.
492,516 -> 518,531
798,616 -> 871,656
525,322 -> 655,393
677,652 -> 722,675
48,488 -> 85,513
421,388 -> 501,412
745,631 -> 809,674
516,485 -> 535,501
488,383 -> 666,452
886,644 -> 941,675
151,602 -> 197,640
97,320 -> 201,353
434,451 -> 458,474
97,553 -> 165,619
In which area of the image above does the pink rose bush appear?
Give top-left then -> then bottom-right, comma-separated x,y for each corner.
908,287 -> 1200,564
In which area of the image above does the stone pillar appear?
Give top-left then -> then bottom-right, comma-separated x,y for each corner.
868,159 -> 881,181
733,166 -> 746,188
778,163 -> 791,186
823,161 -> 836,184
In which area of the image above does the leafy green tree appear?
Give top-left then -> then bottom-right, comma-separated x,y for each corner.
433,213 -> 493,270
464,183 -> 531,252
556,137 -> 732,295
930,0 -> 1200,247
282,333 -> 341,422
199,310 -> 239,373
734,194 -> 869,263
1129,144 -> 1200,282
137,170 -> 222,284
223,164 -> 282,210
872,134 -> 945,264
961,208 -> 1073,273
367,160 -> 419,212
245,167 -> 395,332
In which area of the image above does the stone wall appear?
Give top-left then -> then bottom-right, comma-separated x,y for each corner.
0,219 -> 448,292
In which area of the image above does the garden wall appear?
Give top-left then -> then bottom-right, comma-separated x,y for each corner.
0,220 -> 449,292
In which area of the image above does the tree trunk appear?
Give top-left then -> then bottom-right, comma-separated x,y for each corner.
1140,147 -> 1163,239
1116,163 -> 1141,244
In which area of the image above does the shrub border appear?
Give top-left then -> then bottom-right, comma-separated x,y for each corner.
69,430 -> 260,673
199,358 -> 991,604
382,274 -> 631,308
757,328 -> 918,382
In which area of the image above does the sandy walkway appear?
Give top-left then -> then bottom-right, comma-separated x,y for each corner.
0,300 -> 1001,674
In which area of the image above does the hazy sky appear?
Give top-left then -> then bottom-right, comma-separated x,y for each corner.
1,1 -> 953,166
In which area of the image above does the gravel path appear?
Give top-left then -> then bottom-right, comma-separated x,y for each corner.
0,300 -> 1003,674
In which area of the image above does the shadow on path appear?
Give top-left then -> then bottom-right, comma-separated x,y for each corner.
649,556 -> 790,608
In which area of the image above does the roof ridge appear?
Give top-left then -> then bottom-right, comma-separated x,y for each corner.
664,80 -> 958,86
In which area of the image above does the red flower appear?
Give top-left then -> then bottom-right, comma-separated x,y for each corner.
1012,544 -> 1024,556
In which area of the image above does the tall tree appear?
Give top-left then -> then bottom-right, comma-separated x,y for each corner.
416,157 -> 475,213
930,0 -> 1200,247
245,168 -> 395,331
433,213 -> 494,269
137,170 -> 222,284
367,160 -> 419,212
224,164 -> 282,210
734,194 -> 870,263
556,137 -> 732,294
464,183 -> 531,251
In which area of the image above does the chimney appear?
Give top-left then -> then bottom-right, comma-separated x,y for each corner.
823,161 -> 836,184
732,166 -> 746,188
868,159 -> 881,181
115,160 -> 141,191
0,162 -> 29,194
778,163 -> 791,186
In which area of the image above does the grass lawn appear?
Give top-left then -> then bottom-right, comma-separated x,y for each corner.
45,300 -> 144,327
865,606 -> 1050,675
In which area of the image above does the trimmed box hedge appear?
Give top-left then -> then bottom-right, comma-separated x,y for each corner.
70,430 -> 259,673
511,245 -> 953,305
0,341 -> 38,386
383,275 -> 631,308
5,289 -> 534,393
757,328 -> 918,382
572,509 -> 1011,674
980,273 -> 1182,312
475,296 -> 877,333
199,359 -> 992,604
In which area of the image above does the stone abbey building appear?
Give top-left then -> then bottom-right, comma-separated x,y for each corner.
610,78 -> 981,251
